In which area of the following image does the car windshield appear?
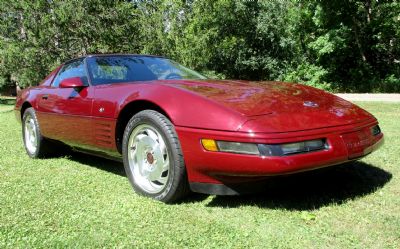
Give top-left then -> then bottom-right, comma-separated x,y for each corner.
86,56 -> 207,85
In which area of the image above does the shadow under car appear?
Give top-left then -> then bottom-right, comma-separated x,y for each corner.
63,151 -> 392,210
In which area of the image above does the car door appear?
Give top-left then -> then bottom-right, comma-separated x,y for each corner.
36,58 -> 95,147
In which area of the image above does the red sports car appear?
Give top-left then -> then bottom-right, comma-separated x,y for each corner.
15,54 -> 384,202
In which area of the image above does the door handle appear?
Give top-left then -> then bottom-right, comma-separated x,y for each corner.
42,94 -> 49,100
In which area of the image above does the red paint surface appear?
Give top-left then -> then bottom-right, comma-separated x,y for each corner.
14,60 -> 384,185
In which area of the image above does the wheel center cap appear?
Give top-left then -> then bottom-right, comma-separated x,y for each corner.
146,152 -> 154,164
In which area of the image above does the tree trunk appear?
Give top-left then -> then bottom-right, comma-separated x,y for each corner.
352,16 -> 367,62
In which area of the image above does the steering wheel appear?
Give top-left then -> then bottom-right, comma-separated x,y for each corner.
165,73 -> 182,80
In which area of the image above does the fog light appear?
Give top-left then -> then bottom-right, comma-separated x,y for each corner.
371,125 -> 381,136
281,142 -> 305,155
258,139 -> 327,156
216,141 -> 260,155
304,139 -> 325,150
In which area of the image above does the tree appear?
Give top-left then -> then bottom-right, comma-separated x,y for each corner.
0,0 -> 399,92
284,0 -> 400,92
0,0 -> 141,88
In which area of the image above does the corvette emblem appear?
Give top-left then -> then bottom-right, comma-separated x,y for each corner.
303,101 -> 318,108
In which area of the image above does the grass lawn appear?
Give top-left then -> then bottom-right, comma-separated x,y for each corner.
0,99 -> 399,248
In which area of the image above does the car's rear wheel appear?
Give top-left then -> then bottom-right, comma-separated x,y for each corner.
22,107 -> 52,158
122,110 -> 189,203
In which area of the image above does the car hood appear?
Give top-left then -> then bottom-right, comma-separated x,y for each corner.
164,79 -> 375,132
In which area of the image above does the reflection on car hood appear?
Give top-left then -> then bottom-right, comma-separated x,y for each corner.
164,79 -> 375,132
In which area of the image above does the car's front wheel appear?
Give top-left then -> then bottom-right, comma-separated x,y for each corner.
122,110 -> 189,203
22,107 -> 53,158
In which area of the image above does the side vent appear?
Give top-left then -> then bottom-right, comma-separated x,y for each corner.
94,122 -> 113,147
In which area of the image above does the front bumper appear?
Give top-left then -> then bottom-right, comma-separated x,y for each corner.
176,119 -> 384,194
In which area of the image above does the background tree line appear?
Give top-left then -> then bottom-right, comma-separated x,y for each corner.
0,0 -> 399,93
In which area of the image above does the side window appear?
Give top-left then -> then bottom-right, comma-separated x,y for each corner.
52,59 -> 87,87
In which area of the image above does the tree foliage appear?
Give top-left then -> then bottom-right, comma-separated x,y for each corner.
0,0 -> 399,92
0,0 -> 141,88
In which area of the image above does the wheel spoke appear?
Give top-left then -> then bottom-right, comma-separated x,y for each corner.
158,136 -> 167,154
162,161 -> 169,171
146,129 -> 159,142
157,176 -> 168,185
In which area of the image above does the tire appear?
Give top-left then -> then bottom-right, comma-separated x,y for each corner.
122,110 -> 189,203
22,107 -> 53,158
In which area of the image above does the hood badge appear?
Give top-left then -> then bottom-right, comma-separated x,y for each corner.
303,101 -> 319,108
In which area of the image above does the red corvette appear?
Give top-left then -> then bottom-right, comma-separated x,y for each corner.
15,54 -> 384,202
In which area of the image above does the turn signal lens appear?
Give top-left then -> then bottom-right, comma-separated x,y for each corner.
201,139 -> 218,151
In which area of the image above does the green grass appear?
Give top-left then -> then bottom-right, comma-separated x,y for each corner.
0,97 -> 15,112
0,100 -> 399,248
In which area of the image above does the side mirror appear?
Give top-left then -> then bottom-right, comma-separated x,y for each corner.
59,77 -> 86,89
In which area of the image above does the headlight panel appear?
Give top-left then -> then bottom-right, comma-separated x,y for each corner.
201,139 -> 328,156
